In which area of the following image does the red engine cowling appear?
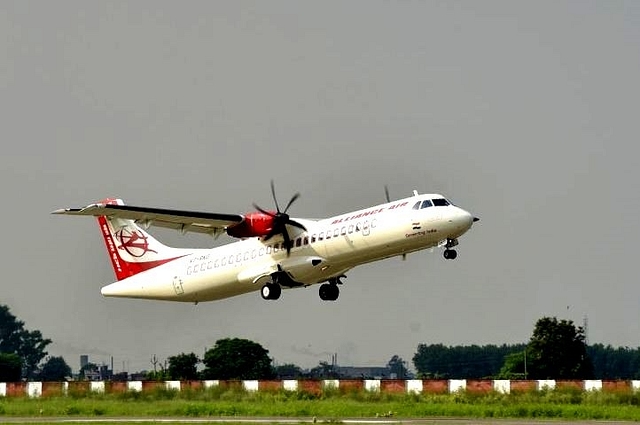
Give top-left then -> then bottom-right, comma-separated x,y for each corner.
226,211 -> 275,238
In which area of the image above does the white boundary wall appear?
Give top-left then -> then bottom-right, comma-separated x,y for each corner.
243,380 -> 259,392
283,380 -> 298,391
406,379 -> 423,394
364,379 -> 380,392
323,379 -> 339,389
449,379 -> 466,393
537,380 -> 556,390
584,380 -> 602,391
90,381 -> 105,393
166,381 -> 181,391
127,381 -> 143,392
204,380 -> 219,388
26,382 -> 42,398
1,379 -> 638,398
493,380 -> 510,394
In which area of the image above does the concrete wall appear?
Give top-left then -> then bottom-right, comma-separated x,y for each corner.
1,379 -> 638,397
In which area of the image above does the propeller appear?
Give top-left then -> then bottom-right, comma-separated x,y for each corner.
253,181 -> 307,256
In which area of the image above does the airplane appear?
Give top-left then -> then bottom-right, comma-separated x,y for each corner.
53,183 -> 479,303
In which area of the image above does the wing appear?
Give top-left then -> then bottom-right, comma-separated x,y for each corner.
52,203 -> 244,236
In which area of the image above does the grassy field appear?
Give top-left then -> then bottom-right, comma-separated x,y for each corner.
2,386 -> 640,421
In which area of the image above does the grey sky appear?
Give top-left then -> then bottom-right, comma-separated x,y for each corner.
2,1 -> 639,373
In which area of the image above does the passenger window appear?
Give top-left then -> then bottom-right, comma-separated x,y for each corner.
334,229 -> 339,237
311,234 -> 317,243
341,227 -> 346,235
303,237 -> 309,245
348,225 -> 354,234
326,231 -> 331,239
421,200 -> 433,209
266,246 -> 272,254
319,232 -> 324,240
295,238 -> 302,247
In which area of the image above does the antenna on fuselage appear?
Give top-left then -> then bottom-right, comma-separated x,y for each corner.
384,185 -> 391,203
413,190 -> 419,196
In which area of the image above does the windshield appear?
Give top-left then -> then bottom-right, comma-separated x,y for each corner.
432,198 -> 450,207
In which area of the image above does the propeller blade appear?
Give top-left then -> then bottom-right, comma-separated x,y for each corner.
282,229 -> 292,256
287,219 -> 307,231
252,203 -> 276,217
283,192 -> 300,214
270,180 -> 281,213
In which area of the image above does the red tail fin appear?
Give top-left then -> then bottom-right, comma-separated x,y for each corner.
96,199 -> 188,280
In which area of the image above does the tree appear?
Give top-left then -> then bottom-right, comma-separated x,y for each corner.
274,363 -> 304,379
498,350 -> 527,379
387,355 -> 409,379
0,353 -> 23,382
167,352 -> 199,380
202,338 -> 273,380
308,361 -> 339,379
0,305 -> 51,379
413,343 -> 525,378
39,356 -> 71,381
525,316 -> 593,379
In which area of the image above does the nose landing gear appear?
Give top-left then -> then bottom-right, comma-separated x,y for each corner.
443,238 -> 459,260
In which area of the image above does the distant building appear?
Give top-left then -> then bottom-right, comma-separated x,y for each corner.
80,355 -> 89,371
335,366 -> 391,379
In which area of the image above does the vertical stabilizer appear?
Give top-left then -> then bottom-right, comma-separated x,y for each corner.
95,199 -> 188,280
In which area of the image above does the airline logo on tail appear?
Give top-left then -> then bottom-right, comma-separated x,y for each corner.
115,228 -> 158,257
96,199 -> 188,280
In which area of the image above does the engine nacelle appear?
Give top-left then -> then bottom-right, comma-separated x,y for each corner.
226,212 -> 275,238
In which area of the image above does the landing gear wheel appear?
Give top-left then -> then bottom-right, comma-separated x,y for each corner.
444,249 -> 458,260
261,283 -> 281,300
319,283 -> 339,301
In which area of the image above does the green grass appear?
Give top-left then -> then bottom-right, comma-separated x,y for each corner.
2,386 -> 640,420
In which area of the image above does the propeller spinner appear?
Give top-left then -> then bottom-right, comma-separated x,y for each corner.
253,181 -> 306,256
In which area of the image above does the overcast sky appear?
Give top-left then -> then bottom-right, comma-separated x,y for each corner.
2,1 -> 640,374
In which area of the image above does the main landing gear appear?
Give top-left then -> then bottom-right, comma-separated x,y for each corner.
443,238 -> 459,260
319,276 -> 345,301
261,283 -> 281,300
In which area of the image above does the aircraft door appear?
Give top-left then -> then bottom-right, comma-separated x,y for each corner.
172,276 -> 184,295
362,220 -> 370,236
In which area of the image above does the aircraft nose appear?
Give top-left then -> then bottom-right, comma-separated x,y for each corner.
457,209 -> 477,230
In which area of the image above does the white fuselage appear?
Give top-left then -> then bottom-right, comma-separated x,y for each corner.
100,195 -> 475,302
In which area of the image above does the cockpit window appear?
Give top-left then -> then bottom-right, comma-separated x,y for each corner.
412,201 -> 421,210
432,198 -> 450,206
421,200 -> 433,209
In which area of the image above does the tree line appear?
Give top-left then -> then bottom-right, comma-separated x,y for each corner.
2,302 -> 640,381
